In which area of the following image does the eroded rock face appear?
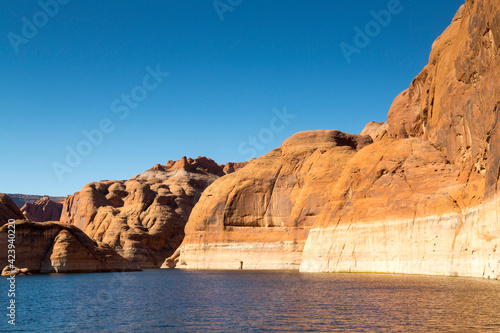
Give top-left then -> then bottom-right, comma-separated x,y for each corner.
0,193 -> 25,226
299,137 -> 494,277
60,157 -> 244,268
0,193 -> 138,273
21,196 -> 63,222
174,131 -> 372,269
387,1 -> 500,180
177,1 -> 500,279
301,0 -> 500,278
0,220 -> 139,273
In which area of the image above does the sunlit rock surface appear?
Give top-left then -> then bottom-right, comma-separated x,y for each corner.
177,1 -> 500,279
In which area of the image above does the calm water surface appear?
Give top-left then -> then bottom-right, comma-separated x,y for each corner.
1,270 -> 499,332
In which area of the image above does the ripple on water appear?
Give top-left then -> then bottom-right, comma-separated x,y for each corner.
1,270 -> 499,332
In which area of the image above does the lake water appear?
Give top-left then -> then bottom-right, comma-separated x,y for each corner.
1,270 -> 500,332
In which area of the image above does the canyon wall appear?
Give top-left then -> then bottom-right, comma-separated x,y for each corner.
60,157 -> 245,268
176,0 -> 500,279
299,138 -> 499,278
301,0 -> 500,278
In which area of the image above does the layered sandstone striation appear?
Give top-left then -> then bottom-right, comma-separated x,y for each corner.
177,0 -> 500,279
60,157 -> 245,268
172,131 -> 372,269
0,220 -> 140,273
301,0 -> 500,278
21,196 -> 63,222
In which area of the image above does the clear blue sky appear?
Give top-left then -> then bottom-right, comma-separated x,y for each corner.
1,0 -> 464,196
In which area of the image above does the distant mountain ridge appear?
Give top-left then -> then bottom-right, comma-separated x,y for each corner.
7,194 -> 66,208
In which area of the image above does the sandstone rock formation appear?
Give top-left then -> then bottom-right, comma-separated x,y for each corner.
300,0 -> 500,279
176,0 -> 500,279
0,220 -> 140,273
21,196 -> 63,222
0,193 -> 139,274
60,157 -> 245,268
0,193 -> 25,226
172,131 -> 372,269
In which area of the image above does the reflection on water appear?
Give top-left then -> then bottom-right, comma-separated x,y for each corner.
2,270 -> 499,332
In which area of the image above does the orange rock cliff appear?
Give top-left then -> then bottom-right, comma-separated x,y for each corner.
172,0 -> 500,279
170,131 -> 372,269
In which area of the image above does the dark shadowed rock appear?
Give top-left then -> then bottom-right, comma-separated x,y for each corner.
0,220 -> 140,273
0,193 -> 25,226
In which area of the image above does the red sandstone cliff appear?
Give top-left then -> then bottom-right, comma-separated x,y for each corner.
21,196 -> 63,222
174,0 -> 500,279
